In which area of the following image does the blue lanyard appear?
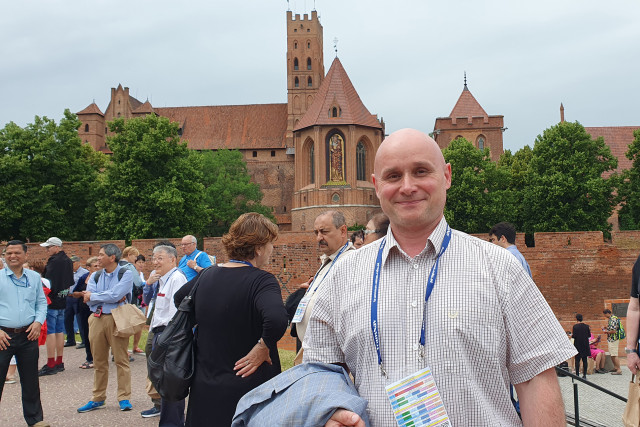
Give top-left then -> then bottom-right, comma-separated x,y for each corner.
229,259 -> 253,267
370,225 -> 451,377
307,242 -> 349,295
9,271 -> 30,288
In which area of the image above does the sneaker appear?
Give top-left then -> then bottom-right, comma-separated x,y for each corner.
55,363 -> 65,373
596,369 -> 607,374
76,343 -> 86,349
119,400 -> 133,411
582,375 -> 587,380
140,406 -> 161,418
64,342 -> 76,347
77,400 -> 105,413
38,364 -> 58,376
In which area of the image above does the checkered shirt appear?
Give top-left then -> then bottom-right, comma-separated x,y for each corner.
303,217 -> 576,426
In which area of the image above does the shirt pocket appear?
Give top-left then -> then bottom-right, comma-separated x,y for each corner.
445,306 -> 501,360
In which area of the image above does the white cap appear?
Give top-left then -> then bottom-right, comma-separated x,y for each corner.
40,237 -> 63,247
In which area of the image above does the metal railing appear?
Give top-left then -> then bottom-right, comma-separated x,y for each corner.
555,366 -> 627,427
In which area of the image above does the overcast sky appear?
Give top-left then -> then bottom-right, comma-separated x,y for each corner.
2,0 -> 638,153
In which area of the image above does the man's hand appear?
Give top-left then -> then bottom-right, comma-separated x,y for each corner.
0,330 -> 11,350
628,352 -> 640,374
186,259 -> 197,269
83,291 -> 91,303
325,410 -> 365,427
299,277 -> 313,289
146,272 -> 161,285
26,321 -> 41,341
234,339 -> 272,378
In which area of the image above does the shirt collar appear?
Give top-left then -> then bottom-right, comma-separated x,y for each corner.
160,267 -> 178,283
383,216 -> 449,264
320,241 -> 352,264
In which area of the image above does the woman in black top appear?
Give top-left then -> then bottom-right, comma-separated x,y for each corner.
572,313 -> 591,379
174,213 -> 288,427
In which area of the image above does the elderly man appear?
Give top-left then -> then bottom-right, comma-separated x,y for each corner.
178,235 -> 213,281
38,237 -> 74,376
0,241 -> 49,427
304,129 -> 576,426
77,244 -> 134,413
292,210 -> 355,363
145,245 -> 188,425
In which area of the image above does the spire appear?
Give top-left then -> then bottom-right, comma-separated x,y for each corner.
464,71 -> 468,90
560,103 -> 565,123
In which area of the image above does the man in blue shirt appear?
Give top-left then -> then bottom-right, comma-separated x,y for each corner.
489,222 -> 532,277
178,235 -> 213,281
0,240 -> 49,427
77,244 -> 134,414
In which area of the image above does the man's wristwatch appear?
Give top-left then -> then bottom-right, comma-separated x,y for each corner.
625,348 -> 637,354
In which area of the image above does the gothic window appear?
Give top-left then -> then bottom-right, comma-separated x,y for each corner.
307,42 -> 311,49
308,77 -> 312,87
356,141 -> 366,181
307,58 -> 311,70
332,107 -> 338,117
294,58 -> 299,70
85,124 -> 89,132
477,135 -> 485,150
295,77 -> 299,88
309,144 -> 315,184
294,41 -> 298,49
326,132 -> 346,182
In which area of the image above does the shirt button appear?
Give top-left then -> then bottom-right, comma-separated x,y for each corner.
411,300 -> 418,308
413,263 -> 419,270
413,343 -> 419,351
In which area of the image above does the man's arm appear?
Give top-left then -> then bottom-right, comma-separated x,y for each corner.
514,368 -> 565,427
627,297 -> 640,373
34,276 -> 48,325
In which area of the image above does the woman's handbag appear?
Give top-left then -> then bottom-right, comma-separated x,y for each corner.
111,303 -> 147,337
147,267 -> 207,402
623,374 -> 640,427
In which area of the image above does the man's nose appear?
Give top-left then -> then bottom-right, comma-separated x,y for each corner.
399,173 -> 416,194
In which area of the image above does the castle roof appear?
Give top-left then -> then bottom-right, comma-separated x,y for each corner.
449,84 -> 488,119
154,103 -> 288,150
133,100 -> 154,114
76,102 -> 104,116
584,126 -> 639,174
294,57 -> 381,131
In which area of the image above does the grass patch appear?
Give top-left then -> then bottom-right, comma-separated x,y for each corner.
279,348 -> 296,371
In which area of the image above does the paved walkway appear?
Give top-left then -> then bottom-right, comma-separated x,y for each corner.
558,363 -> 630,426
1,344 -> 159,426
2,343 -> 632,426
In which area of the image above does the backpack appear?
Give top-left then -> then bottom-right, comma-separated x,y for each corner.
148,266 -> 209,402
618,320 -> 626,341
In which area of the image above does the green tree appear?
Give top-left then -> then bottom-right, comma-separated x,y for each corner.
443,137 -> 515,234
496,145 -> 533,230
200,149 -> 273,236
96,114 -> 208,239
0,110 -> 104,241
521,121 -> 618,234
618,130 -> 640,230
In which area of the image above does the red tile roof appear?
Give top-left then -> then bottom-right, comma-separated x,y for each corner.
294,57 -> 381,131
585,126 -> 639,173
154,104 -> 288,150
449,86 -> 488,118
76,102 -> 104,116
133,100 -> 154,114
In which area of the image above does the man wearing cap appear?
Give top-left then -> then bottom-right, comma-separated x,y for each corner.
0,240 -> 50,427
38,237 -> 74,376
64,256 -> 89,349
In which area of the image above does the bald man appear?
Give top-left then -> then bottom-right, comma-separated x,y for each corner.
304,129 -> 576,426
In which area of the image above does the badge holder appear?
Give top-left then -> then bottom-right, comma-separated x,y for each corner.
94,306 -> 103,317
385,366 -> 451,427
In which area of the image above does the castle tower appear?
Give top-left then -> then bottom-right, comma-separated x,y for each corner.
286,10 -> 324,147
76,102 -> 106,152
291,57 -> 383,231
433,76 -> 505,161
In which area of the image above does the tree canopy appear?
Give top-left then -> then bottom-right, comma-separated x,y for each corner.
618,129 -> 640,230
521,121 -> 618,234
0,110 -> 104,241
200,149 -> 274,236
95,114 -> 208,239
